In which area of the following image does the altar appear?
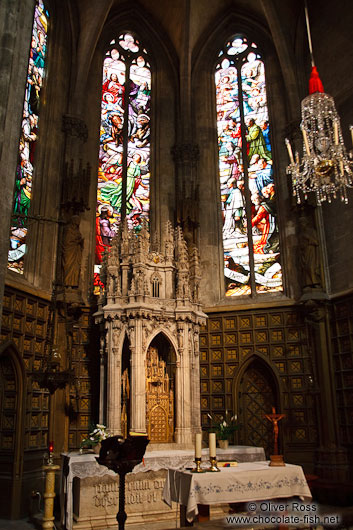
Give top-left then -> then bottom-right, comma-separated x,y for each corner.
163,461 -> 312,524
60,445 -> 265,529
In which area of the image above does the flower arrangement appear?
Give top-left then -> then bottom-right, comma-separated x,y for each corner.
80,424 -> 110,449
208,411 -> 238,441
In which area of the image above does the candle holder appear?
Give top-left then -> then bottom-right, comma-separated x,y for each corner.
191,457 -> 206,473
208,456 -> 220,472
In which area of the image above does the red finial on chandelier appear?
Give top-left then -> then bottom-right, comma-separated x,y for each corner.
308,65 -> 324,94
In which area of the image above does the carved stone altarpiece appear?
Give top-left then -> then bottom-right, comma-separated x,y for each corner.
95,221 -> 206,446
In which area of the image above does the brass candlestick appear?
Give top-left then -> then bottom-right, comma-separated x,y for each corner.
208,456 -> 220,472
191,457 -> 206,473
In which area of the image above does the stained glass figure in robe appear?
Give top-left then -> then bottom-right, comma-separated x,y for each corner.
8,0 -> 49,273
96,34 -> 151,266
216,36 -> 282,296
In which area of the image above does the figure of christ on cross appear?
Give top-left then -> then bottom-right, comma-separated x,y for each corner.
265,407 -> 286,466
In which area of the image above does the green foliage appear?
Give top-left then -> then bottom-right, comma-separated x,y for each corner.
208,411 -> 239,440
80,424 -> 110,448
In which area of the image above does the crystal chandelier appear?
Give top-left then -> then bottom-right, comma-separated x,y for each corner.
285,3 -> 353,205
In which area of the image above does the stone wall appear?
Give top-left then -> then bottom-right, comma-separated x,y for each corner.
72,470 -> 176,529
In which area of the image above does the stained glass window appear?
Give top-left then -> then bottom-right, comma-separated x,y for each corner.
8,0 -> 49,273
216,35 -> 282,297
95,33 -> 151,287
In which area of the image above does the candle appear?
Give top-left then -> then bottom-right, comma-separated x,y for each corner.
350,125 -> 353,148
195,433 -> 202,459
209,432 -> 216,457
285,138 -> 295,164
301,127 -> 311,155
333,121 -> 339,145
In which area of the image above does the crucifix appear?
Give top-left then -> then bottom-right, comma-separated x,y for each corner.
265,406 -> 286,466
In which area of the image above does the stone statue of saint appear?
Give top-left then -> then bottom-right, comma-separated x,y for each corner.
62,215 -> 84,288
298,216 -> 322,289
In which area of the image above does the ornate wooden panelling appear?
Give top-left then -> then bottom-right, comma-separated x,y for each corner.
1,287 -> 49,451
68,309 -> 98,450
0,357 -> 17,450
240,365 -> 275,455
331,295 -> 353,444
200,307 -> 317,448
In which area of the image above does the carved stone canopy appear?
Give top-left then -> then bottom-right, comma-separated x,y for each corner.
95,221 -> 207,446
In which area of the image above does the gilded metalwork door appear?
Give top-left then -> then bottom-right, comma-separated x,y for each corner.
146,346 -> 174,442
238,363 -> 276,457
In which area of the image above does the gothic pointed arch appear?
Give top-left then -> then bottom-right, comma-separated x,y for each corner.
96,3 -> 179,263
191,7 -> 296,305
146,328 -> 178,360
0,341 -> 26,518
93,6 -> 179,291
7,0 -> 50,275
235,353 -> 283,457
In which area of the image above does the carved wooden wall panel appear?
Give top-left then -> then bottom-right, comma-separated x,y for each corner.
239,365 -> 276,456
200,307 -> 318,450
1,287 -> 49,450
0,357 -> 17,450
68,309 -> 98,450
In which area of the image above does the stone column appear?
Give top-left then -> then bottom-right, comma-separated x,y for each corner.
303,298 -> 349,481
174,322 -> 192,444
0,0 -> 34,319
99,333 -> 106,425
106,321 -> 122,435
129,318 -> 146,434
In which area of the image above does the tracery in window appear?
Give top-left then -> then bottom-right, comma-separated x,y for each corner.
8,0 -> 49,273
95,33 -> 151,288
216,35 -> 282,297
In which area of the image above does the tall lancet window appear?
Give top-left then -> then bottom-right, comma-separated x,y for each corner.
95,33 -> 151,278
8,0 -> 49,273
216,35 -> 282,297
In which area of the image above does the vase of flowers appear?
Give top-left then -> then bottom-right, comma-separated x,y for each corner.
80,424 -> 110,453
208,411 -> 238,447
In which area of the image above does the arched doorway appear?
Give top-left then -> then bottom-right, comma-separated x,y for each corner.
237,357 -> 279,457
0,342 -> 26,518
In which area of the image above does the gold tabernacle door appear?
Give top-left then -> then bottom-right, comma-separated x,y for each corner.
146,346 -> 174,443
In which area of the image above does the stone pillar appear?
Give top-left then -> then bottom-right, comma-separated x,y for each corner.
303,298 -> 349,481
99,333 -> 106,425
107,321 -> 122,435
130,319 -> 146,434
174,322 -> 192,444
0,0 -> 34,319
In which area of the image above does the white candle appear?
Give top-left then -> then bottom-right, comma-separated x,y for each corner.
209,432 -> 216,458
195,433 -> 202,459
301,127 -> 311,155
333,121 -> 339,145
350,125 -> 353,148
285,138 -> 294,164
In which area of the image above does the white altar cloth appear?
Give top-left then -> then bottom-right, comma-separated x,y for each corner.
163,461 -> 312,522
60,445 -> 265,530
